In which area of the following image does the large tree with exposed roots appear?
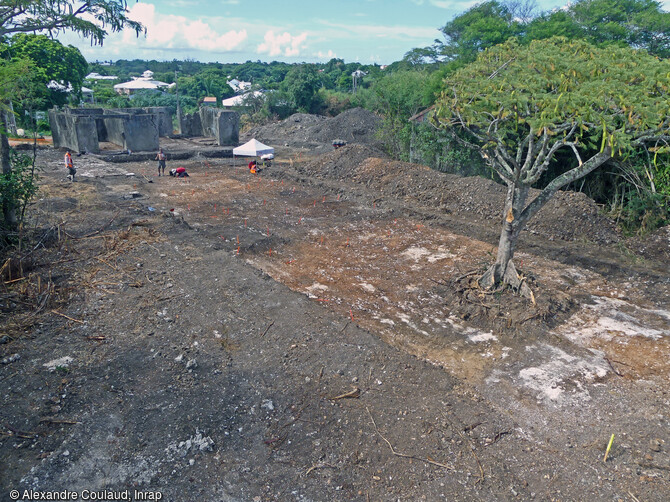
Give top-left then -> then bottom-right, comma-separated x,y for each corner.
434,37 -> 670,297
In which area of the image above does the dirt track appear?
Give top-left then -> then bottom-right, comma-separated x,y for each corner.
1,144 -> 669,501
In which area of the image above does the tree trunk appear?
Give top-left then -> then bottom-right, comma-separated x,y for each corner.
479,183 -> 533,298
1,111 -> 18,230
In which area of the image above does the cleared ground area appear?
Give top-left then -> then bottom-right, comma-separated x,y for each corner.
1,143 -> 668,501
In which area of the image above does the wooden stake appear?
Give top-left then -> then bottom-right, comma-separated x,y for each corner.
604,434 -> 615,462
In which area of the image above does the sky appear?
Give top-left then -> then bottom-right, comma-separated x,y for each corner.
59,0 -> 670,65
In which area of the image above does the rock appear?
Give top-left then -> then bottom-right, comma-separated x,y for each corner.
650,439 -> 662,452
186,358 -> 197,370
43,356 -> 72,371
1,353 -> 20,364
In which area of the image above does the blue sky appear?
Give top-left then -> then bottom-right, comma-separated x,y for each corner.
60,0 -> 669,65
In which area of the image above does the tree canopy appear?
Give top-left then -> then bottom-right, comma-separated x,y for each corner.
2,34 -> 88,108
434,37 -> 670,291
0,0 -> 144,43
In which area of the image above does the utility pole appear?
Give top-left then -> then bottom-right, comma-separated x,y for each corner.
175,69 -> 182,134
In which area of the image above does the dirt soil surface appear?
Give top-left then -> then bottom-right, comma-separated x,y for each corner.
1,141 -> 669,502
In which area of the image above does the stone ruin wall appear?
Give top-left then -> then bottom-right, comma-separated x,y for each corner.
50,106 -> 239,153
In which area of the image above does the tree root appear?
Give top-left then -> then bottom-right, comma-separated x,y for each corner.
478,260 -> 536,304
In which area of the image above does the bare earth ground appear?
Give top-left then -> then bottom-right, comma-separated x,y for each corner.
1,141 -> 669,502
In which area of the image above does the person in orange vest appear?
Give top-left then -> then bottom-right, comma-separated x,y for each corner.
248,160 -> 257,174
155,148 -> 167,176
64,150 -> 76,181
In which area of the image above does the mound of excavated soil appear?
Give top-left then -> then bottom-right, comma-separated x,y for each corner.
629,224 -> 670,263
297,144 -> 621,245
245,108 -> 382,148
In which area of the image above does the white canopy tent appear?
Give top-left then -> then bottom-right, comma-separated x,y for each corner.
233,138 -> 274,157
233,139 -> 275,167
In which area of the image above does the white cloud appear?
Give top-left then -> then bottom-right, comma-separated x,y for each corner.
316,19 -> 439,41
257,31 -> 308,57
316,49 -> 337,59
121,2 -> 247,53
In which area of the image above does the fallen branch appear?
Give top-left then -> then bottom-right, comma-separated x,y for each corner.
485,430 -> 513,446
452,269 -> 480,285
261,320 -> 275,337
39,418 -> 81,425
4,277 -> 26,284
3,423 -> 37,439
304,463 -> 336,476
604,357 -> 623,377
328,387 -> 360,400
366,407 -> 452,470
66,212 -> 119,240
50,310 -> 85,324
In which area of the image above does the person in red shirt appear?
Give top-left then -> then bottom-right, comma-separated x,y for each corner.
170,167 -> 189,178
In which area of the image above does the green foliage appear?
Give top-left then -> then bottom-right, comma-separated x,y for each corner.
619,191 -> 669,234
280,65 -> 323,114
436,37 -> 670,161
367,71 -> 431,158
410,123 -> 488,177
0,1 -> 144,44
434,36 -> 670,243
441,1 -> 522,62
126,90 -> 198,114
0,57 -> 37,110
3,34 -> 88,109
0,149 -> 39,232
570,0 -> 670,57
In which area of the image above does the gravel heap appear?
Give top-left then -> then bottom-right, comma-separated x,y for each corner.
298,144 -> 622,245
244,108 -> 382,148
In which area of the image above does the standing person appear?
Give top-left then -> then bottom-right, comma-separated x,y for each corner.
155,148 -> 167,176
64,149 -> 76,182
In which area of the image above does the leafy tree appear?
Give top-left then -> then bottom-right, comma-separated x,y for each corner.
280,65 -> 322,114
434,37 -> 670,294
437,1 -> 524,64
3,34 -> 88,109
0,56 -> 38,231
0,1 -> 143,42
525,0 -> 670,57
524,10 -> 585,42
570,0 -> 670,57
1,0 -> 143,231
368,71 -> 430,159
